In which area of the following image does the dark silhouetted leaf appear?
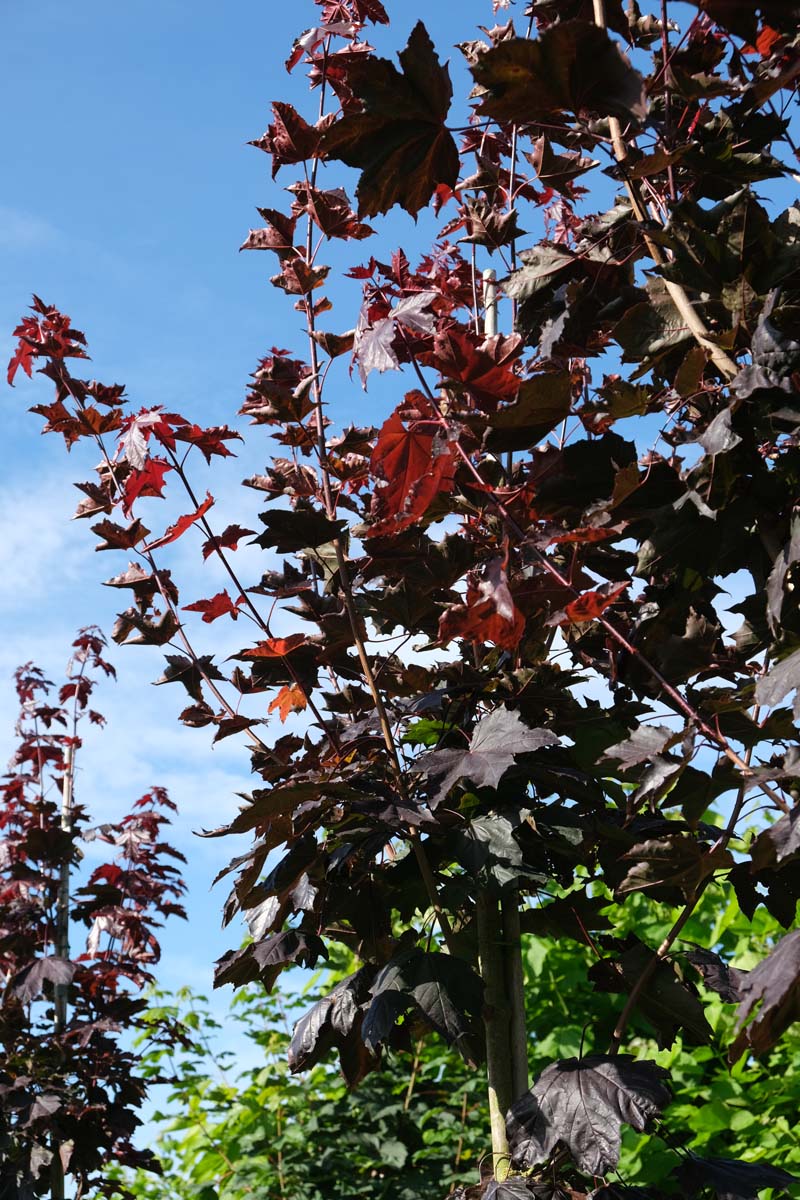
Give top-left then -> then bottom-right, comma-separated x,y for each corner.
675,1152 -> 799,1200
256,507 -> 348,553
589,940 -> 713,1046
10,957 -> 76,1004
507,1054 -> 671,1174
683,946 -> 748,1003
750,803 -> 800,870
755,649 -> 800,720
366,948 -> 483,1061
731,930 -> 800,1060
617,836 -> 733,903
417,708 -> 558,805
288,965 -> 375,1073
471,22 -> 647,124
322,22 -> 459,217
483,373 -> 572,453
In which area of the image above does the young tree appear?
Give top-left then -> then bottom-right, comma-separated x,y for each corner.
7,0 -> 800,1196
120,887 -> 800,1200
0,631 -> 187,1199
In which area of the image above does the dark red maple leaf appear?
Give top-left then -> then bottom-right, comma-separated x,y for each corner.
421,329 -> 522,412
122,459 -> 173,517
201,524 -> 256,561
7,297 -> 88,385
142,493 -> 214,551
7,337 -> 35,386
182,590 -> 243,624
240,207 -> 297,258
289,184 -> 374,240
172,423 -> 242,463
439,557 -> 525,650
321,22 -> 460,217
91,518 -> 150,551
250,102 -> 327,176
363,395 -> 458,537
317,0 -> 388,24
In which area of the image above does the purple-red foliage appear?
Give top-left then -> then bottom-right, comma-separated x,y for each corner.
0,630 -> 186,1198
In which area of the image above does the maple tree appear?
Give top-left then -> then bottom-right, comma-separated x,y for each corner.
0,631 -> 187,1199
7,0 -> 800,1196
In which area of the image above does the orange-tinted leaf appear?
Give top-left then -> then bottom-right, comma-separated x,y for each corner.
549,526 -> 623,546
564,582 -> 629,624
142,493 -> 214,551
243,634 -> 307,658
269,683 -> 310,722
182,590 -> 243,624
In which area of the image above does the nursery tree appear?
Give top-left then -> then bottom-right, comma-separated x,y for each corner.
0,631 -> 187,1199
119,887 -> 800,1200
8,0 -> 800,1195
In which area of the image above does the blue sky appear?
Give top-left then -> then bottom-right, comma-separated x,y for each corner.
0,0 -> 519,1018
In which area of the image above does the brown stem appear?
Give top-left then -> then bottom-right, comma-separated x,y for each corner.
401,337 -> 791,816
454,1090 -> 469,1173
660,0 -> 677,201
163,449 -> 334,741
591,0 -> 738,380
53,741 -> 74,1036
51,743 -> 74,1200
608,691 -> 762,1053
476,890 -> 513,1180
502,892 -> 529,1101
296,49 -> 457,954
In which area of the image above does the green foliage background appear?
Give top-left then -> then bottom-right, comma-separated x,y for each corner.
118,880 -> 800,1200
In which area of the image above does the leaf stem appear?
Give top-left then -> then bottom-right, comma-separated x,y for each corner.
591,0 -> 738,380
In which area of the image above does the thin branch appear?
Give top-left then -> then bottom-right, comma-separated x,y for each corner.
591,0 -> 739,380
398,333 -> 791,815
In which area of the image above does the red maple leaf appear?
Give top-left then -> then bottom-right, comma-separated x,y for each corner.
182,590 -> 243,624
318,1 -> 388,24
142,493 -> 214,551
243,634 -> 307,658
122,459 -> 173,517
420,329 -> 522,412
201,524 -> 256,561
364,394 -> 458,538
7,297 -> 88,385
268,682 -> 310,722
172,423 -> 242,463
564,582 -> 629,624
438,557 -> 525,651
7,338 -> 35,386
249,102 -> 328,174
